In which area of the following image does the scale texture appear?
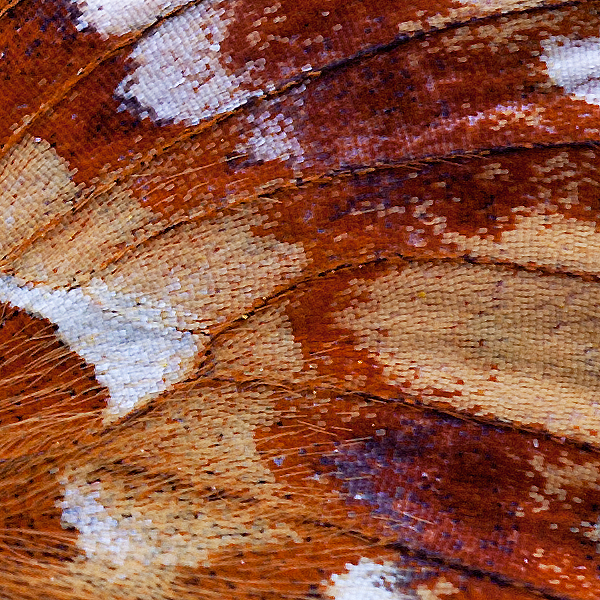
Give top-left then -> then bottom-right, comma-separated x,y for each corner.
2,0 -> 600,598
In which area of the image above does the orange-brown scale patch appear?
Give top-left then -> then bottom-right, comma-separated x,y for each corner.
5,0 -> 566,177
208,261 -> 403,398
208,258 -> 600,445
4,3 -> 599,282
0,0 -> 110,151
100,4 -> 600,234
29,50 -> 186,186
277,267 -> 394,397
215,0 -> 573,101
0,302 -> 107,458
0,453 -> 82,569
248,146 -> 600,275
121,119 -> 296,220
55,0 -> 575,195
174,538 -> 547,599
6,0 -> 504,220
255,393 -> 600,598
204,262 -> 393,398
272,4 -> 600,169
11,2 -> 598,281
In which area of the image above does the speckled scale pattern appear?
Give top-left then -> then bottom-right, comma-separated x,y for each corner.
2,0 -> 600,599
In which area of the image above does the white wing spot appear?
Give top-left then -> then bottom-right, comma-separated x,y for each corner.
71,0 -> 191,37
115,1 -> 266,125
541,35 -> 600,106
236,106 -> 304,163
327,559 -> 416,600
0,275 -> 200,420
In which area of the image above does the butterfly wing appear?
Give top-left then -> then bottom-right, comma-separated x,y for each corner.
1,1 -> 600,598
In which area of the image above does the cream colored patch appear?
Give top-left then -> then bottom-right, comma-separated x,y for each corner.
86,206 -> 308,332
235,97 -> 304,164
416,578 -> 460,600
116,0 -> 269,125
71,0 -> 191,37
461,103 -> 554,139
0,134 -> 82,261
455,0 -> 542,7
442,151 -> 600,273
541,35 -> 600,106
211,302 -> 305,379
6,203 -> 306,418
327,559 -> 415,600
336,262 -> 600,444
12,187 -> 159,286
426,1 -> 550,31
58,383 -> 300,592
529,454 -> 600,502
529,453 -> 600,549
440,8 -> 565,49
443,213 -> 600,275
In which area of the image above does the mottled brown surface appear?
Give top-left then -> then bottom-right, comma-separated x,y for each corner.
255,393 -> 600,597
3,0 -> 600,599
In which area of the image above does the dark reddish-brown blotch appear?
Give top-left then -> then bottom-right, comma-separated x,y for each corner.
1,0 -> 600,598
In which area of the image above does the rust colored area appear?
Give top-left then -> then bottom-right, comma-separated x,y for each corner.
209,258 -> 600,446
9,2 -> 600,252
174,538 -> 547,600
0,302 -> 107,458
0,0 -> 108,150
255,392 -> 600,598
29,51 -> 182,186
3,0 -> 600,598
249,146 -> 600,275
18,0 -> 568,191
113,4 -> 600,226
0,453 -> 81,566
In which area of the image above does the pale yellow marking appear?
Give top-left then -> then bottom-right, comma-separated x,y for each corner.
84,205 -> 308,332
12,187 -> 158,285
327,559 -> 415,600
529,454 -> 600,501
427,1 -> 555,32
397,20 -> 422,35
443,212 -> 600,275
417,577 -> 460,600
212,302 -> 305,379
337,262 -> 600,444
59,383 -> 301,594
0,134 -> 82,261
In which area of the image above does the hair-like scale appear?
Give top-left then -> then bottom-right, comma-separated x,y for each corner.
2,0 -> 600,599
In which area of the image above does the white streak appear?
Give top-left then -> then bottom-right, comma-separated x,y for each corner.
236,106 -> 303,163
0,275 -> 200,419
71,0 -> 191,37
328,559 -> 415,600
60,483 -> 146,565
